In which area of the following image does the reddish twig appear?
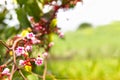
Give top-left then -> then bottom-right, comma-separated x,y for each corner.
12,38 -> 23,64
9,38 -> 23,80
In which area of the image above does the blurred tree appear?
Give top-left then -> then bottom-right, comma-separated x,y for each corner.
0,3 -> 20,40
78,22 -> 93,30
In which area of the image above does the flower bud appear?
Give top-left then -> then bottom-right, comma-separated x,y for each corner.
19,60 -> 25,65
59,32 -> 64,38
42,52 -> 48,58
48,42 -> 54,47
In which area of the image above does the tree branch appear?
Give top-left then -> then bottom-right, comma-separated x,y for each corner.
31,72 -> 43,79
1,57 -> 13,68
19,70 -> 28,80
9,38 -> 23,80
12,38 -> 23,64
9,65 -> 16,80
0,40 -> 10,50
43,59 -> 47,80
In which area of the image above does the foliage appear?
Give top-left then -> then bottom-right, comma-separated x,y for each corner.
78,22 -> 93,30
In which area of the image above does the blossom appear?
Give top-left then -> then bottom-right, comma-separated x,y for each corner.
48,42 -> 54,47
59,32 -> 64,38
35,57 -> 43,66
31,38 -> 41,44
26,32 -> 35,39
19,60 -> 25,65
42,52 -> 48,58
25,45 -> 32,51
15,47 -> 25,56
2,68 -> 10,75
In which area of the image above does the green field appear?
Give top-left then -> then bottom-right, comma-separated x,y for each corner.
47,21 -> 120,80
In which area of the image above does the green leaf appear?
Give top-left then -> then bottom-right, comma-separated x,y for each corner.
16,0 -> 27,7
0,8 -> 7,23
24,0 -> 43,22
32,64 -> 44,75
3,27 -> 18,39
38,0 -> 44,3
16,8 -> 31,28
27,74 -> 39,80
13,71 -> 23,80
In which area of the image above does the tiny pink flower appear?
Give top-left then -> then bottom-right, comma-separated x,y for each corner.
25,45 -> 32,51
42,52 -> 48,58
35,57 -> 43,66
26,32 -> 35,39
48,42 -> 54,47
15,47 -> 25,56
16,34 -> 22,37
19,60 -> 25,65
59,32 -> 64,38
31,38 -> 41,44
2,68 -> 10,75
34,23 -> 39,27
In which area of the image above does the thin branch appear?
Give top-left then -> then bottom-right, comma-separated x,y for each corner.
0,40 -> 10,50
19,70 -> 28,80
35,33 -> 42,37
20,68 -> 43,79
47,73 -> 56,80
1,57 -> 13,67
31,72 -> 43,79
9,65 -> 16,80
9,38 -> 23,80
12,37 -> 23,64
43,59 -> 47,80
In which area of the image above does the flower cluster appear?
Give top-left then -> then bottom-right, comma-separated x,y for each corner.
14,32 -> 45,67
0,0 -> 81,79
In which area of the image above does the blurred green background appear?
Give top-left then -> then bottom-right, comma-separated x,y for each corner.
48,21 -> 120,80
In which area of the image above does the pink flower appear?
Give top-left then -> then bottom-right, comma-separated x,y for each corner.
15,47 -> 25,56
59,32 -> 64,38
48,42 -> 54,47
42,52 -> 48,58
2,68 -> 10,75
25,45 -> 32,51
19,60 -> 25,65
35,57 -> 43,66
31,38 -> 40,44
26,32 -> 35,39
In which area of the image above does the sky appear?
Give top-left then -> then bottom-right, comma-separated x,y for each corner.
1,0 -> 120,32
57,0 -> 120,32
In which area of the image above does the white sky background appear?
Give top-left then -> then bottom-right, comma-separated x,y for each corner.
0,0 -> 120,32
57,0 -> 120,32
